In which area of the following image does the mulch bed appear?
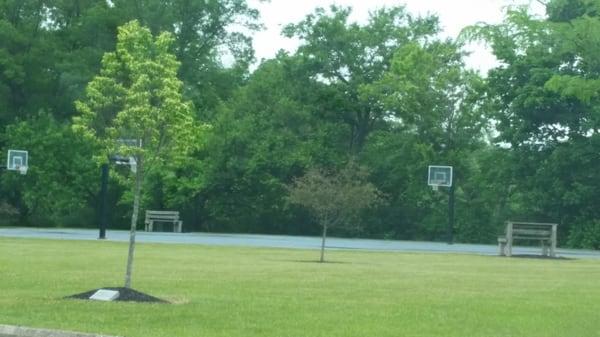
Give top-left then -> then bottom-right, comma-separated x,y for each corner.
66,287 -> 169,303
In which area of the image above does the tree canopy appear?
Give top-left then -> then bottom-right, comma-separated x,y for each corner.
2,0 -> 600,249
287,162 -> 384,262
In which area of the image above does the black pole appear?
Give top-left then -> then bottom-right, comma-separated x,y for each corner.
448,182 -> 455,244
99,163 -> 109,239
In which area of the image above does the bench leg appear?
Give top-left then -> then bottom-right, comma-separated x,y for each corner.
177,221 -> 182,233
551,225 -> 557,258
148,221 -> 153,232
498,239 -> 507,256
541,240 -> 548,256
506,223 -> 513,257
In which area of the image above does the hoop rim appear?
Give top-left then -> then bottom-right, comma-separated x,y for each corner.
17,165 -> 28,175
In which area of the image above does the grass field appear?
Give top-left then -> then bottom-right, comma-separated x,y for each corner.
1,237 -> 600,337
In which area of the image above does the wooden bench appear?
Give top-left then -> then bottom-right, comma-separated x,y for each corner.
498,221 -> 557,257
144,210 -> 182,233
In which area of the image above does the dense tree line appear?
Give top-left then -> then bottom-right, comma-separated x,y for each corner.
1,0 -> 599,248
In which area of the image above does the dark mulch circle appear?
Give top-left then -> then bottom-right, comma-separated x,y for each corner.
66,287 -> 169,303
291,259 -> 349,264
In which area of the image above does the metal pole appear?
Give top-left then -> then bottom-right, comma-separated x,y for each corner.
448,182 -> 455,244
99,163 -> 109,239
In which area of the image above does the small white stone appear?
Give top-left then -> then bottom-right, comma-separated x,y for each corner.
89,289 -> 120,301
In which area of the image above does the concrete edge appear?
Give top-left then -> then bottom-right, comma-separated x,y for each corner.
0,325 -> 122,337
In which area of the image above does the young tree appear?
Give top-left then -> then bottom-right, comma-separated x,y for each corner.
73,20 -> 200,288
287,163 -> 384,262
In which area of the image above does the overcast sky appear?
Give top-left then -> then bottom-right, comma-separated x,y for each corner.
247,0 -> 545,74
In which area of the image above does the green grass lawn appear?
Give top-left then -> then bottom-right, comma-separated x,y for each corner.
1,237 -> 600,337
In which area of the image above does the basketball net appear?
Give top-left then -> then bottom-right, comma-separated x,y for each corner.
16,165 -> 28,175
432,185 -> 439,191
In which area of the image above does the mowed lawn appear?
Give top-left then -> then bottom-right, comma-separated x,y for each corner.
1,237 -> 600,337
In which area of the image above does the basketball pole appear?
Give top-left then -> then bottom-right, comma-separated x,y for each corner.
98,154 -> 137,239
448,181 -> 455,245
98,163 -> 109,240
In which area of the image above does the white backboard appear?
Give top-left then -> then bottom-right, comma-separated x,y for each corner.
112,138 -> 141,173
428,165 -> 453,187
7,150 -> 28,171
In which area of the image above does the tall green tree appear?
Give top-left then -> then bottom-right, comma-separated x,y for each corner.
283,6 -> 441,154
0,0 -> 260,124
0,0 -> 117,123
111,0 -> 262,115
1,113 -> 99,225
359,39 -> 487,240
201,54 -> 341,234
464,0 -> 600,245
74,20 -> 200,288
543,0 -> 600,246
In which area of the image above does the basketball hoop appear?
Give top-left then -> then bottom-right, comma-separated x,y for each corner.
18,166 -> 28,175
432,184 -> 439,191
15,165 -> 28,175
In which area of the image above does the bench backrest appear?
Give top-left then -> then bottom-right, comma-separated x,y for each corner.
145,210 -> 180,222
507,222 -> 557,239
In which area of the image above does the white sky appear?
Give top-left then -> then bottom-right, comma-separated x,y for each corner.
247,0 -> 545,74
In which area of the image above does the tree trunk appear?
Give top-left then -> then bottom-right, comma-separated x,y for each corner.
320,224 -> 328,263
124,156 -> 143,288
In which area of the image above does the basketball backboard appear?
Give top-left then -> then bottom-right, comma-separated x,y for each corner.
428,165 -> 452,188
113,156 -> 137,173
111,139 -> 141,173
7,150 -> 28,175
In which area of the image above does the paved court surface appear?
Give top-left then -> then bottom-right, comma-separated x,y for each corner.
1,227 -> 599,259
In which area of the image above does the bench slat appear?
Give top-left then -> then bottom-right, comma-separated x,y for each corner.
512,229 -> 551,236
146,214 -> 179,219
146,211 -> 179,215
508,222 -> 557,226
513,236 -> 550,240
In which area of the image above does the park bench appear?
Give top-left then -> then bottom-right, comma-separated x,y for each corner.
498,221 -> 557,257
144,210 -> 182,233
